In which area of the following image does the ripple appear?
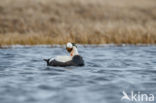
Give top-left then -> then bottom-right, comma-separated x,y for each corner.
0,45 -> 156,103
38,85 -> 60,90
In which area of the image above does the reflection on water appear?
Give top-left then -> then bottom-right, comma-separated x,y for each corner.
0,45 -> 156,103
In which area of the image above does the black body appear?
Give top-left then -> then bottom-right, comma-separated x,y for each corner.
44,55 -> 84,67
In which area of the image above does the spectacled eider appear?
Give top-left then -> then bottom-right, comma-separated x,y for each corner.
44,42 -> 84,67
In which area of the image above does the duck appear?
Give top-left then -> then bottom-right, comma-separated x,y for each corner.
44,42 -> 84,67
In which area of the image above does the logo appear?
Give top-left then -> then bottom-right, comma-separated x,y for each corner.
121,91 -> 154,102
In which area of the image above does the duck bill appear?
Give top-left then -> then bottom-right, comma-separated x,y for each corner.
70,50 -> 74,56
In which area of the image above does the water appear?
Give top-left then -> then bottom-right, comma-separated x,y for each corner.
0,45 -> 156,103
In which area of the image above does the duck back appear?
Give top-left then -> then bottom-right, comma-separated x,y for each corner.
44,55 -> 84,67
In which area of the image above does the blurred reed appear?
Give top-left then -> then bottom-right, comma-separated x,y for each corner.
0,0 -> 156,45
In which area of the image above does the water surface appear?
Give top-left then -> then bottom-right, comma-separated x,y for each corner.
0,45 -> 156,103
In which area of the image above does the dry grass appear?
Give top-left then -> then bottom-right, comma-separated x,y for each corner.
0,0 -> 156,45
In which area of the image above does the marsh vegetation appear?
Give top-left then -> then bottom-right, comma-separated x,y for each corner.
0,0 -> 156,45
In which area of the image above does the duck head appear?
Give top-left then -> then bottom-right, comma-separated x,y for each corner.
66,42 -> 78,56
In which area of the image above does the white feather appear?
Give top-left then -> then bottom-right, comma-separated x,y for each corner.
49,43 -> 78,63
67,42 -> 72,48
49,58 -> 54,63
72,46 -> 79,56
55,56 -> 72,62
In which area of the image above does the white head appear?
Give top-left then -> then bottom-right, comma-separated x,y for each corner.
66,42 -> 73,48
66,42 -> 79,56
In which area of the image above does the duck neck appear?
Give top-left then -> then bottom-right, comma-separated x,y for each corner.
70,46 -> 78,56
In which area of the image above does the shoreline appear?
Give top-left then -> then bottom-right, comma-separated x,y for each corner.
0,43 -> 155,49
0,32 -> 156,46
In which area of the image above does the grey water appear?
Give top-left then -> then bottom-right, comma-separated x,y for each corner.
0,45 -> 156,103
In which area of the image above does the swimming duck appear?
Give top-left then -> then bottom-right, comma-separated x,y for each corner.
44,42 -> 84,67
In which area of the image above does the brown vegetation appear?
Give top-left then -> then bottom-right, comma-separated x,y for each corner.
0,0 -> 156,45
